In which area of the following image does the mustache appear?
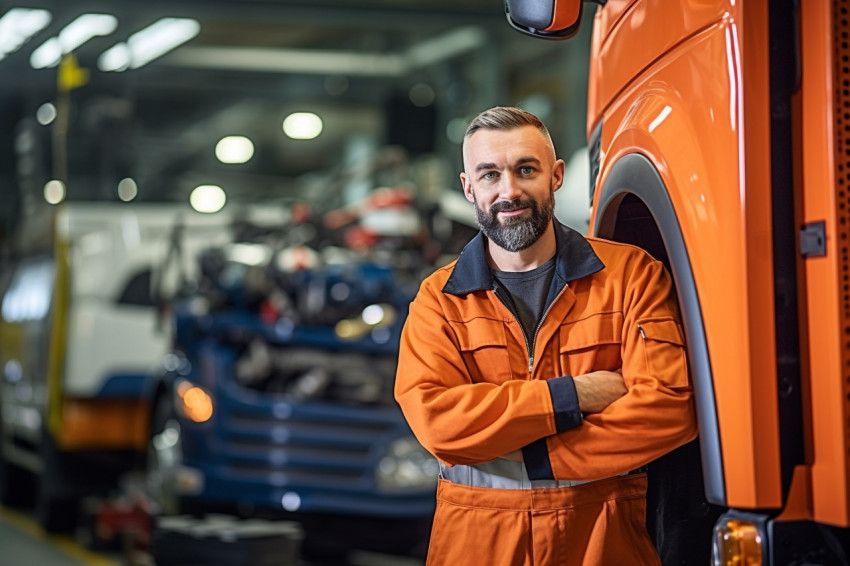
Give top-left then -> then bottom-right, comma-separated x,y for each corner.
490,198 -> 534,213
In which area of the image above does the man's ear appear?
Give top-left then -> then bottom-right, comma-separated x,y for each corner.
552,159 -> 566,193
460,172 -> 475,203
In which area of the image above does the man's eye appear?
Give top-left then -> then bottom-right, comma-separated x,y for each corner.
482,172 -> 497,181
520,166 -> 534,175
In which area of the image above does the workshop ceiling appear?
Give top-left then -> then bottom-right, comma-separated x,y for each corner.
0,0 -> 588,221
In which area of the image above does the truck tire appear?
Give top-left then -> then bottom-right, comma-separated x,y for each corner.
0,456 -> 31,508
36,435 -> 80,533
0,419 -> 35,508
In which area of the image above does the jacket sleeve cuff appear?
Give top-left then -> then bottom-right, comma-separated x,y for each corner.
547,375 -> 583,432
522,439 -> 553,480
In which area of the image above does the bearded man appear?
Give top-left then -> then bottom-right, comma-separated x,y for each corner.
394,106 -> 696,566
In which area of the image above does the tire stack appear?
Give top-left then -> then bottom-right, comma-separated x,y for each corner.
150,514 -> 303,566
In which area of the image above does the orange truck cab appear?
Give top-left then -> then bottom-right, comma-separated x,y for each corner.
506,0 -> 850,564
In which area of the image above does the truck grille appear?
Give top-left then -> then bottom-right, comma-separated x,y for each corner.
221,407 -> 401,488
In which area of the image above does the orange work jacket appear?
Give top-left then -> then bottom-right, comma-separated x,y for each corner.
395,221 -> 696,484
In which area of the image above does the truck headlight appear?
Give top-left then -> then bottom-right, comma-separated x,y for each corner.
376,436 -> 439,492
712,518 -> 763,566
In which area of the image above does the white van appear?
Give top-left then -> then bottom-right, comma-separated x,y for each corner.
0,202 -> 236,530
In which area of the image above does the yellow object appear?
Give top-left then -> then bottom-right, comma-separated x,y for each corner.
58,53 -> 89,92
712,519 -> 763,566
46,232 -> 70,437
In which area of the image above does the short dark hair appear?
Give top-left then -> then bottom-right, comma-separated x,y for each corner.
463,106 -> 553,147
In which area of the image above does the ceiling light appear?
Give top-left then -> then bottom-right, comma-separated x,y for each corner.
60,14 -> 117,52
189,185 -> 226,213
30,13 -> 117,69
215,136 -> 254,164
282,112 -> 323,140
29,38 -> 62,69
117,178 -> 138,201
129,17 -> 200,68
99,18 -> 200,72
36,102 -> 57,125
44,179 -> 66,205
0,8 -> 51,61
98,43 -> 130,72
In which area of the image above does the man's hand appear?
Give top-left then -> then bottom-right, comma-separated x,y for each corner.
495,371 -> 625,461
573,369 -> 627,413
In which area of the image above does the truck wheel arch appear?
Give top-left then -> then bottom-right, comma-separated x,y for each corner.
593,152 -> 726,506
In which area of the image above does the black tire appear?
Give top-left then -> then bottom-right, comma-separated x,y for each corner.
35,434 -> 80,533
0,419 -> 36,509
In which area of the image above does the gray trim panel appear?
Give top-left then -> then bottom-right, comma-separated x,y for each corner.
593,152 -> 726,505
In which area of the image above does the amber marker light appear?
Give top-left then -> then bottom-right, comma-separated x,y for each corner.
176,380 -> 214,423
712,519 -> 763,566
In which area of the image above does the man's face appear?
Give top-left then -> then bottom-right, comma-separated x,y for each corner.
473,190 -> 555,252
460,125 -> 564,252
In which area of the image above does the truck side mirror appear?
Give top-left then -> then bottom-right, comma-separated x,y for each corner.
504,0 -> 584,40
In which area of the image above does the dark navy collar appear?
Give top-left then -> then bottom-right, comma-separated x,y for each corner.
442,220 -> 605,296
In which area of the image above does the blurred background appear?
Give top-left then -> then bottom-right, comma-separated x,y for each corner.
0,0 -> 594,239
0,1 -> 594,564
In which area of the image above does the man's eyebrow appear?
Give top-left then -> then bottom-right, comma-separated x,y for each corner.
474,162 -> 498,173
473,156 -> 541,173
516,156 -> 541,166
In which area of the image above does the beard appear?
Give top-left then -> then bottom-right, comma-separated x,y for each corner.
474,191 -> 556,252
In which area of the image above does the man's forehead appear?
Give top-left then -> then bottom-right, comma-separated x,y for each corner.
463,125 -> 552,167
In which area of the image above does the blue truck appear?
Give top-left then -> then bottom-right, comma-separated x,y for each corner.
144,243 -> 438,557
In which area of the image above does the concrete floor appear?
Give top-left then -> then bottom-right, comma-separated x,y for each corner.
0,506 -> 120,566
0,504 -> 425,566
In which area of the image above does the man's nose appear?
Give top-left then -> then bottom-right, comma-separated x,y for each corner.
498,174 -> 523,200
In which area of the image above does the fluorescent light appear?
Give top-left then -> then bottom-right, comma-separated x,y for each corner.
99,17 -> 200,72
0,8 -> 51,60
30,13 -> 117,69
36,102 -> 57,125
59,14 -> 117,52
128,18 -> 200,68
215,136 -> 254,164
29,37 -> 62,69
43,179 -> 66,204
282,112 -> 323,140
189,185 -> 226,213
98,43 -> 131,72
117,178 -> 138,201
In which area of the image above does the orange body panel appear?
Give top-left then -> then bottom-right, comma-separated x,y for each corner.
588,0 -> 783,508
775,466 -> 812,522
56,398 -> 149,452
799,0 -> 850,527
544,0 -> 581,32
587,0 -> 731,134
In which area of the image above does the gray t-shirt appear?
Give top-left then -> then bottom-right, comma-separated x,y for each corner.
492,257 -> 556,343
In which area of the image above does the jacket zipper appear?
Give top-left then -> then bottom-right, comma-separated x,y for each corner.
528,285 -> 568,374
494,283 -> 568,376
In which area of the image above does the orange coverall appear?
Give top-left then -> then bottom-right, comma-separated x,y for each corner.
395,221 -> 696,565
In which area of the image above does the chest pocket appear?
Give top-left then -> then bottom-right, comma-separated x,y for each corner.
451,317 -> 514,384
637,318 -> 689,389
558,312 -> 623,376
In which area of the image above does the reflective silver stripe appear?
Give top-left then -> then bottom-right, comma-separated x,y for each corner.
440,461 -> 602,490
